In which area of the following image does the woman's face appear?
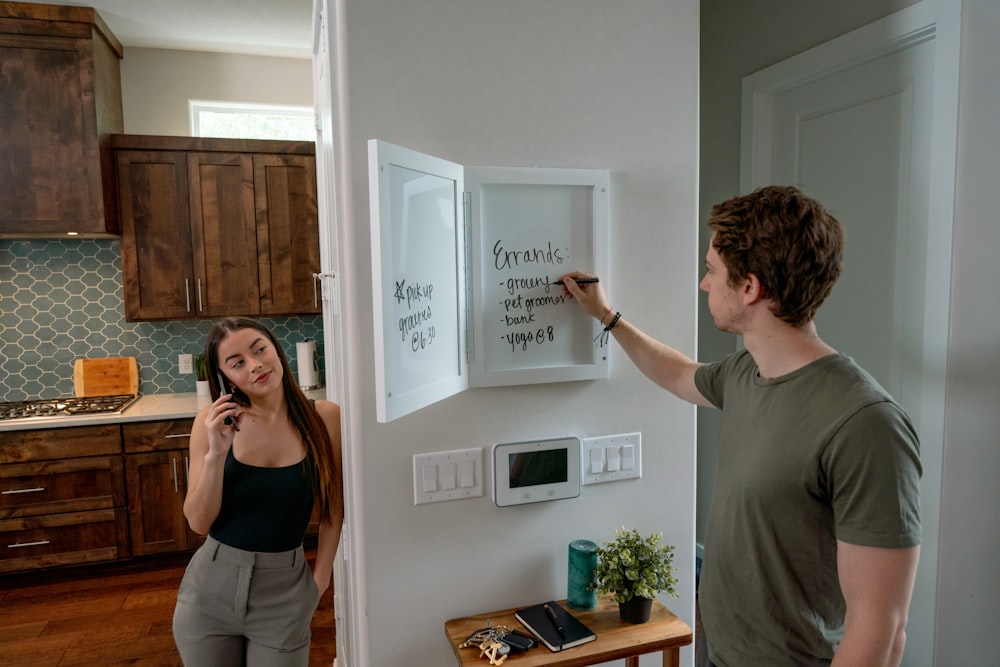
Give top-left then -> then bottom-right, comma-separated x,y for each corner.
215,327 -> 284,398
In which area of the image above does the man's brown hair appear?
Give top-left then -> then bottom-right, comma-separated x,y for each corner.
708,185 -> 845,327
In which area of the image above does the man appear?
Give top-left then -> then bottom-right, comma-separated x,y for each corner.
560,185 -> 921,667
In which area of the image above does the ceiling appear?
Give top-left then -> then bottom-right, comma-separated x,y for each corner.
49,0 -> 314,59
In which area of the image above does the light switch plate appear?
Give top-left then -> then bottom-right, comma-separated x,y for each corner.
412,448 -> 483,505
581,432 -> 641,485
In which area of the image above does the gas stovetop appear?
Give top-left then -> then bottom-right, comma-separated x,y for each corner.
0,394 -> 140,422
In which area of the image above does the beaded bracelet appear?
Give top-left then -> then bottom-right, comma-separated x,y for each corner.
594,310 -> 622,344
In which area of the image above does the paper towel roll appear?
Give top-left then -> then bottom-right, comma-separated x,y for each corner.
296,340 -> 320,389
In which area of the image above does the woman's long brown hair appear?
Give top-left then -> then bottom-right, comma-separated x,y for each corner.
205,318 -> 341,525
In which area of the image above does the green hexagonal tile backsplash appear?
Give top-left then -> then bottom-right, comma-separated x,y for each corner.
1,239 -> 324,401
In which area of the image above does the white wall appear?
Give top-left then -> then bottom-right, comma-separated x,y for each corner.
935,0 -> 1000,661
329,0 -> 700,664
119,47 -> 312,135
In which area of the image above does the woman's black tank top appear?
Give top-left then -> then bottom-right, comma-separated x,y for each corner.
209,447 -> 314,552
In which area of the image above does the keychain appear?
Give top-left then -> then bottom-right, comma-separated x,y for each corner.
459,622 -> 515,665
479,638 -> 508,665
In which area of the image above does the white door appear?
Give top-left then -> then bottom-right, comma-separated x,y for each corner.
768,37 -> 934,418
741,2 -> 961,665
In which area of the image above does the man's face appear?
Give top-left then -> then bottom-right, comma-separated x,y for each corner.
700,240 -> 745,334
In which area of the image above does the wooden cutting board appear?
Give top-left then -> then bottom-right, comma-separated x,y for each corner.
73,357 -> 139,397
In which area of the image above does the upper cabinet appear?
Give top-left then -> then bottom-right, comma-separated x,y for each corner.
112,135 -> 321,321
255,154 -> 321,315
0,2 -> 123,237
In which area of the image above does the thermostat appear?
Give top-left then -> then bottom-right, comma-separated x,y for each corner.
492,437 -> 581,507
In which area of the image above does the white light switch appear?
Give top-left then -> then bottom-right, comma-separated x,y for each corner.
458,460 -> 475,488
413,448 -> 484,505
421,464 -> 438,492
605,446 -> 621,472
441,462 -> 457,490
589,446 -> 605,474
622,444 -> 635,470
582,432 -> 642,485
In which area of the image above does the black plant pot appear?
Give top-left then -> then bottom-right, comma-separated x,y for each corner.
618,595 -> 653,624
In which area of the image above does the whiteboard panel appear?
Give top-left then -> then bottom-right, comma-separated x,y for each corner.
370,141 -> 610,421
467,167 -> 609,387
368,140 -> 467,422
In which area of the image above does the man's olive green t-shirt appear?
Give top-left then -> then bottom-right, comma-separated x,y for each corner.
695,351 -> 921,667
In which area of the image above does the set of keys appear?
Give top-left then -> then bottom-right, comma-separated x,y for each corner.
459,622 -> 536,665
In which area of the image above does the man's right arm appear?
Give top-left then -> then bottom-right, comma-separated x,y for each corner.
558,274 -> 711,407
606,315 -> 711,407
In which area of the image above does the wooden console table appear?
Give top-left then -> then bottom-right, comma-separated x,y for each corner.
445,594 -> 692,667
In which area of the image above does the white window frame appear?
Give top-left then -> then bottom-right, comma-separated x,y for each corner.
188,100 -> 315,141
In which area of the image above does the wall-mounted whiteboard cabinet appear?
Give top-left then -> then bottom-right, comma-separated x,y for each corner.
368,140 -> 609,422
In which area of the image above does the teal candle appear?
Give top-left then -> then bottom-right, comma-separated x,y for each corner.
567,539 -> 598,610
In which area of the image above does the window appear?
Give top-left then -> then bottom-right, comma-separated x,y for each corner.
189,100 -> 315,141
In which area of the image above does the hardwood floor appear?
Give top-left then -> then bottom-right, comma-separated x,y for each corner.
0,550 -> 336,666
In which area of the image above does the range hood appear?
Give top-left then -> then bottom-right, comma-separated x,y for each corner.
0,2 -> 123,239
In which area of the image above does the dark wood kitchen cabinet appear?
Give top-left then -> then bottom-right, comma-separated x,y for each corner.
0,2 -> 123,236
255,153 -> 322,316
113,135 -> 321,321
0,425 -> 128,573
116,149 -> 260,319
122,419 -> 203,556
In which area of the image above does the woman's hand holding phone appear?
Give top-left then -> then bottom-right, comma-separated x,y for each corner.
216,370 -> 240,432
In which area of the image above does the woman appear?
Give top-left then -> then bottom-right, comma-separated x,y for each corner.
173,318 -> 344,666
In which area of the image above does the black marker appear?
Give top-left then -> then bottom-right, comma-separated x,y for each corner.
544,603 -> 565,639
552,277 -> 600,286
217,370 -> 240,431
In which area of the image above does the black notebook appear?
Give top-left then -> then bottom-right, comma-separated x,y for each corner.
514,600 -> 597,652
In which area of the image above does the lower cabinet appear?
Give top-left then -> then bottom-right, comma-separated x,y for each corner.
0,425 -> 128,574
0,509 -> 129,574
124,451 -> 195,555
123,420 -> 204,556
1,416 -> 317,575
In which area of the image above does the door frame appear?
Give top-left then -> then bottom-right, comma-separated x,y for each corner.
312,0 -> 369,664
739,1 -> 962,663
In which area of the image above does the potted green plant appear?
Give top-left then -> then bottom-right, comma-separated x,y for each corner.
193,354 -> 210,396
589,526 -> 678,624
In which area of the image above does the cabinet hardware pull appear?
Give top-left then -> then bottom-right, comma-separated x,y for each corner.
197,279 -> 204,312
8,540 -> 50,549
184,456 -> 190,484
2,487 -> 45,495
164,433 -> 192,439
172,457 -> 179,493
185,278 -> 192,312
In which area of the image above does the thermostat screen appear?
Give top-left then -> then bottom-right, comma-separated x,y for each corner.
509,449 -> 568,488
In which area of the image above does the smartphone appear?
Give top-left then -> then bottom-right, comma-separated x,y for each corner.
216,370 -> 238,429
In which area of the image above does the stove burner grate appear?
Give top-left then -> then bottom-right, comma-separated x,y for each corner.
0,394 -> 139,421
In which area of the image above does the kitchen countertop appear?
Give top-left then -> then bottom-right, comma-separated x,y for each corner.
0,388 -> 329,433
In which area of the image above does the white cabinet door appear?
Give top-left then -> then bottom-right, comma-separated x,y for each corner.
369,140 -> 609,422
